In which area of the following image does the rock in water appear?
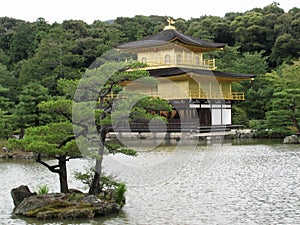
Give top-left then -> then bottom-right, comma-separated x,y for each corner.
13,193 -> 122,219
283,135 -> 299,144
14,193 -> 65,216
11,185 -> 36,207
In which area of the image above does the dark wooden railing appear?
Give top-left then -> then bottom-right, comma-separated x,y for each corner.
114,122 -> 243,133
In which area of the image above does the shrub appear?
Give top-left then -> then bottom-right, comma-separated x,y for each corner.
114,183 -> 126,204
232,106 -> 249,126
74,167 -> 121,192
36,184 -> 49,195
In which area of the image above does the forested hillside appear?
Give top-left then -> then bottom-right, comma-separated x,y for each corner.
1,2 -> 300,138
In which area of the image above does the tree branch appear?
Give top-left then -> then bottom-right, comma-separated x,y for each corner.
58,136 -> 75,148
36,154 -> 60,173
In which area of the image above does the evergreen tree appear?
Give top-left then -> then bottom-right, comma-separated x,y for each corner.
266,89 -> 300,136
10,120 -> 80,193
73,60 -> 172,195
263,59 -> 300,136
15,82 -> 51,138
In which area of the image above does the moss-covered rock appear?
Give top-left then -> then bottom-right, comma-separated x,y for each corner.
13,192 -> 122,220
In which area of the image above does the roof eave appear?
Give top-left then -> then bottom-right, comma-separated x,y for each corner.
147,67 -> 256,79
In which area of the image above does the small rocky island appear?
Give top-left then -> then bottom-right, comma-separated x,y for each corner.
11,185 -> 124,220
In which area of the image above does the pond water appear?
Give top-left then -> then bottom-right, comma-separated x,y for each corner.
0,138 -> 299,225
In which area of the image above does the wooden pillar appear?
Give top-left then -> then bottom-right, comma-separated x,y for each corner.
209,81 -> 212,99
229,83 -> 232,99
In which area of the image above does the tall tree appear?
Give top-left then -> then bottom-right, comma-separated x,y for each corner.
0,85 -> 13,139
10,118 -> 80,193
230,11 -> 267,53
263,59 -> 300,136
19,26 -> 84,94
9,22 -> 36,64
266,89 -> 300,136
211,47 -> 268,120
0,63 -> 18,102
62,20 -> 89,38
73,60 -> 172,195
0,17 -> 23,52
10,82 -> 82,193
270,34 -> 300,65
15,82 -> 51,138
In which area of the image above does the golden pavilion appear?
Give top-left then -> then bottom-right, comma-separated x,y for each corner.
116,19 -> 255,132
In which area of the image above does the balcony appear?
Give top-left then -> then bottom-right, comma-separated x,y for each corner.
189,91 -> 245,100
140,90 -> 245,101
104,90 -> 244,102
139,54 -> 216,70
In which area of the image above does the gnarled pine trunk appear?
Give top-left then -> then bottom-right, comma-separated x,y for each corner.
58,156 -> 69,193
88,130 -> 106,195
36,154 -> 69,194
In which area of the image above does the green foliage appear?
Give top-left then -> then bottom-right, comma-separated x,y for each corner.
232,106 -> 248,126
57,78 -> 79,98
0,84 -> 14,138
0,139 -> 8,149
74,168 -> 93,187
0,85 -> 12,111
38,99 -> 73,122
0,6 -> 299,136
1,5 -> 300,195
230,11 -> 266,53
74,166 -> 122,192
114,183 -> 126,204
115,15 -> 167,41
106,143 -> 137,156
11,121 -> 80,156
280,59 -> 300,89
18,26 -> 84,94
266,89 -> 300,134
214,47 -> 267,75
0,63 -> 18,102
187,16 -> 222,40
245,59 -> 300,136
9,22 -> 36,64
15,82 -> 52,129
248,120 -> 271,138
270,34 -> 300,65
36,184 -> 49,195
240,71 -> 279,120
249,120 -> 262,130
0,110 -> 14,139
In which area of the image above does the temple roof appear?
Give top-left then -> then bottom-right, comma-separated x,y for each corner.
117,29 -> 226,52
147,67 -> 256,79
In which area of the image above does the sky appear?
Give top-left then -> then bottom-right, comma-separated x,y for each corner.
1,0 -> 299,24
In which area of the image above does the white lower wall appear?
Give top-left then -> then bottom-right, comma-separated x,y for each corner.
202,103 -> 231,125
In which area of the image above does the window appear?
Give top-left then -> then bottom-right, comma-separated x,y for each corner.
176,54 -> 182,64
185,53 -> 191,64
195,56 -> 200,65
141,57 -> 147,63
164,54 -> 171,64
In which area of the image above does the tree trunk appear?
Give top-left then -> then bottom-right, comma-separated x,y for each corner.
58,156 -> 69,193
88,160 -> 102,195
19,127 -> 25,139
36,154 -> 69,193
88,130 -> 106,195
292,115 -> 300,133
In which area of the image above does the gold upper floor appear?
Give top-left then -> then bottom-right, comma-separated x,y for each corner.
123,74 -> 246,101
137,48 -> 217,70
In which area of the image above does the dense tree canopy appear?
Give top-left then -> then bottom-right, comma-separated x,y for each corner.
1,3 -> 299,196
1,3 -> 299,138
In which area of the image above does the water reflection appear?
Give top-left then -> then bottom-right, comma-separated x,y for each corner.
1,139 -> 299,224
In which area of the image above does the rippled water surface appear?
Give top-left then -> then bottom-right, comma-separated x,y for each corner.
1,139 -> 299,224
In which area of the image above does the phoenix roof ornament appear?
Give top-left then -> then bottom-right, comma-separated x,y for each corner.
164,17 -> 176,30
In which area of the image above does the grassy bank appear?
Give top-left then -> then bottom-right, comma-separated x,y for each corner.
0,139 -> 8,149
